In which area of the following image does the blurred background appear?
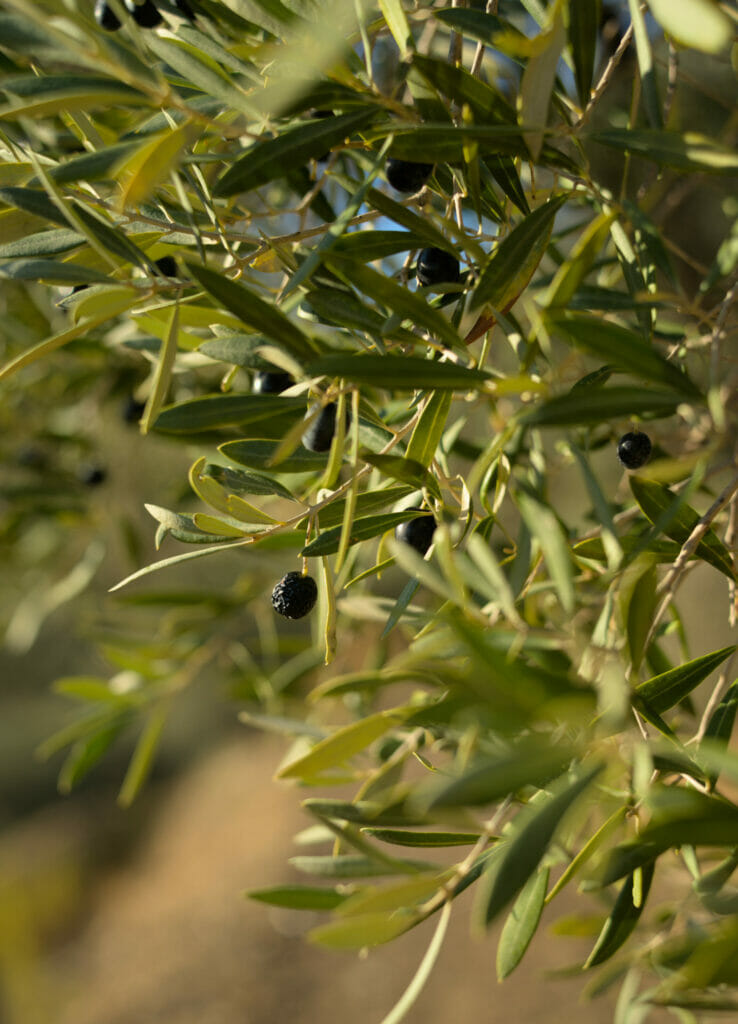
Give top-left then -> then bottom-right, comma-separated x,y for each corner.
1,0 -> 737,1021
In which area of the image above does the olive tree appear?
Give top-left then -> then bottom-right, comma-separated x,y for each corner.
1,0 -> 737,1019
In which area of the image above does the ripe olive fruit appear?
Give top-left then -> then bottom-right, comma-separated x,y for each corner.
394,514 -> 436,555
95,0 -> 122,29
78,462 -> 107,487
124,0 -> 163,27
155,255 -> 177,277
416,247 -> 460,289
385,158 -> 433,194
252,371 -> 294,395
617,431 -> 652,470
271,571 -> 318,619
302,402 -> 350,453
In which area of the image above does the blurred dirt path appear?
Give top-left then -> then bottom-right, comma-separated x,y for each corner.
44,736 -> 621,1024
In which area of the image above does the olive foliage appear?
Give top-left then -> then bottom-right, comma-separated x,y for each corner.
1,0 -> 738,1019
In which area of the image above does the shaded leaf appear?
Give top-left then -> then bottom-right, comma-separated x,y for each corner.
630,476 -> 735,580
309,353 -> 489,391
471,196 -> 565,312
476,765 -> 603,927
635,646 -> 736,714
585,862 -> 655,968
214,110 -> 376,197
185,261 -> 315,362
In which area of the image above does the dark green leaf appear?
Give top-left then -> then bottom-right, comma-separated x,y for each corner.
547,312 -> 700,397
301,511 -> 427,558
585,862 -> 655,967
309,353 -> 489,390
477,765 -> 603,926
185,261 -> 316,362
421,740 -> 576,810
153,394 -> 305,433
522,386 -> 683,427
626,0 -> 662,128
289,855 -> 429,878
588,129 -> 738,174
471,197 -> 565,312
568,0 -> 601,108
635,646 -> 736,714
326,255 -> 464,351
630,476 -> 735,580
314,485 -> 412,529
220,439 -> 328,474
214,110 -> 376,197
362,829 -> 481,848
701,681 -> 738,786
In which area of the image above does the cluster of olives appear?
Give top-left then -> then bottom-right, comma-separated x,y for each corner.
268,151 -> 654,619
95,0 -> 192,31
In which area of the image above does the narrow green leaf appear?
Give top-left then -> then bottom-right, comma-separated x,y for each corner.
626,0 -> 662,128
314,485 -> 412,529
220,439 -> 327,474
546,806 -> 628,903
290,855 -> 429,878
471,196 -> 565,312
277,707 -> 414,780
0,228 -> 83,258
248,885 -> 347,911
326,255 -> 464,351
588,130 -> 738,174
522,386 -> 683,427
378,0 -> 414,58
635,646 -> 736,714
547,313 -> 700,397
145,35 -> 254,118
568,0 -> 601,108
630,476 -> 735,580
701,681 -> 738,786
117,703 -> 169,808
308,909 -> 419,949
336,872 -> 450,918
214,110 -> 376,197
363,829 -> 481,848
359,455 -> 438,499
308,354 -> 489,391
405,390 -> 452,467
421,739 -> 575,810
185,261 -> 315,362
140,303 -> 180,435
585,862 -> 655,968
545,211 -> 615,309
477,765 -> 602,927
519,8 -> 566,159
153,394 -> 305,433
517,490 -> 575,614
497,867 -> 549,980
0,258 -> 110,285
301,511 -> 424,558
201,462 -> 296,501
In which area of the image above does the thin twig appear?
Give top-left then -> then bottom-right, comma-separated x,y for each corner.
643,471 -> 738,653
576,21 -> 635,129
